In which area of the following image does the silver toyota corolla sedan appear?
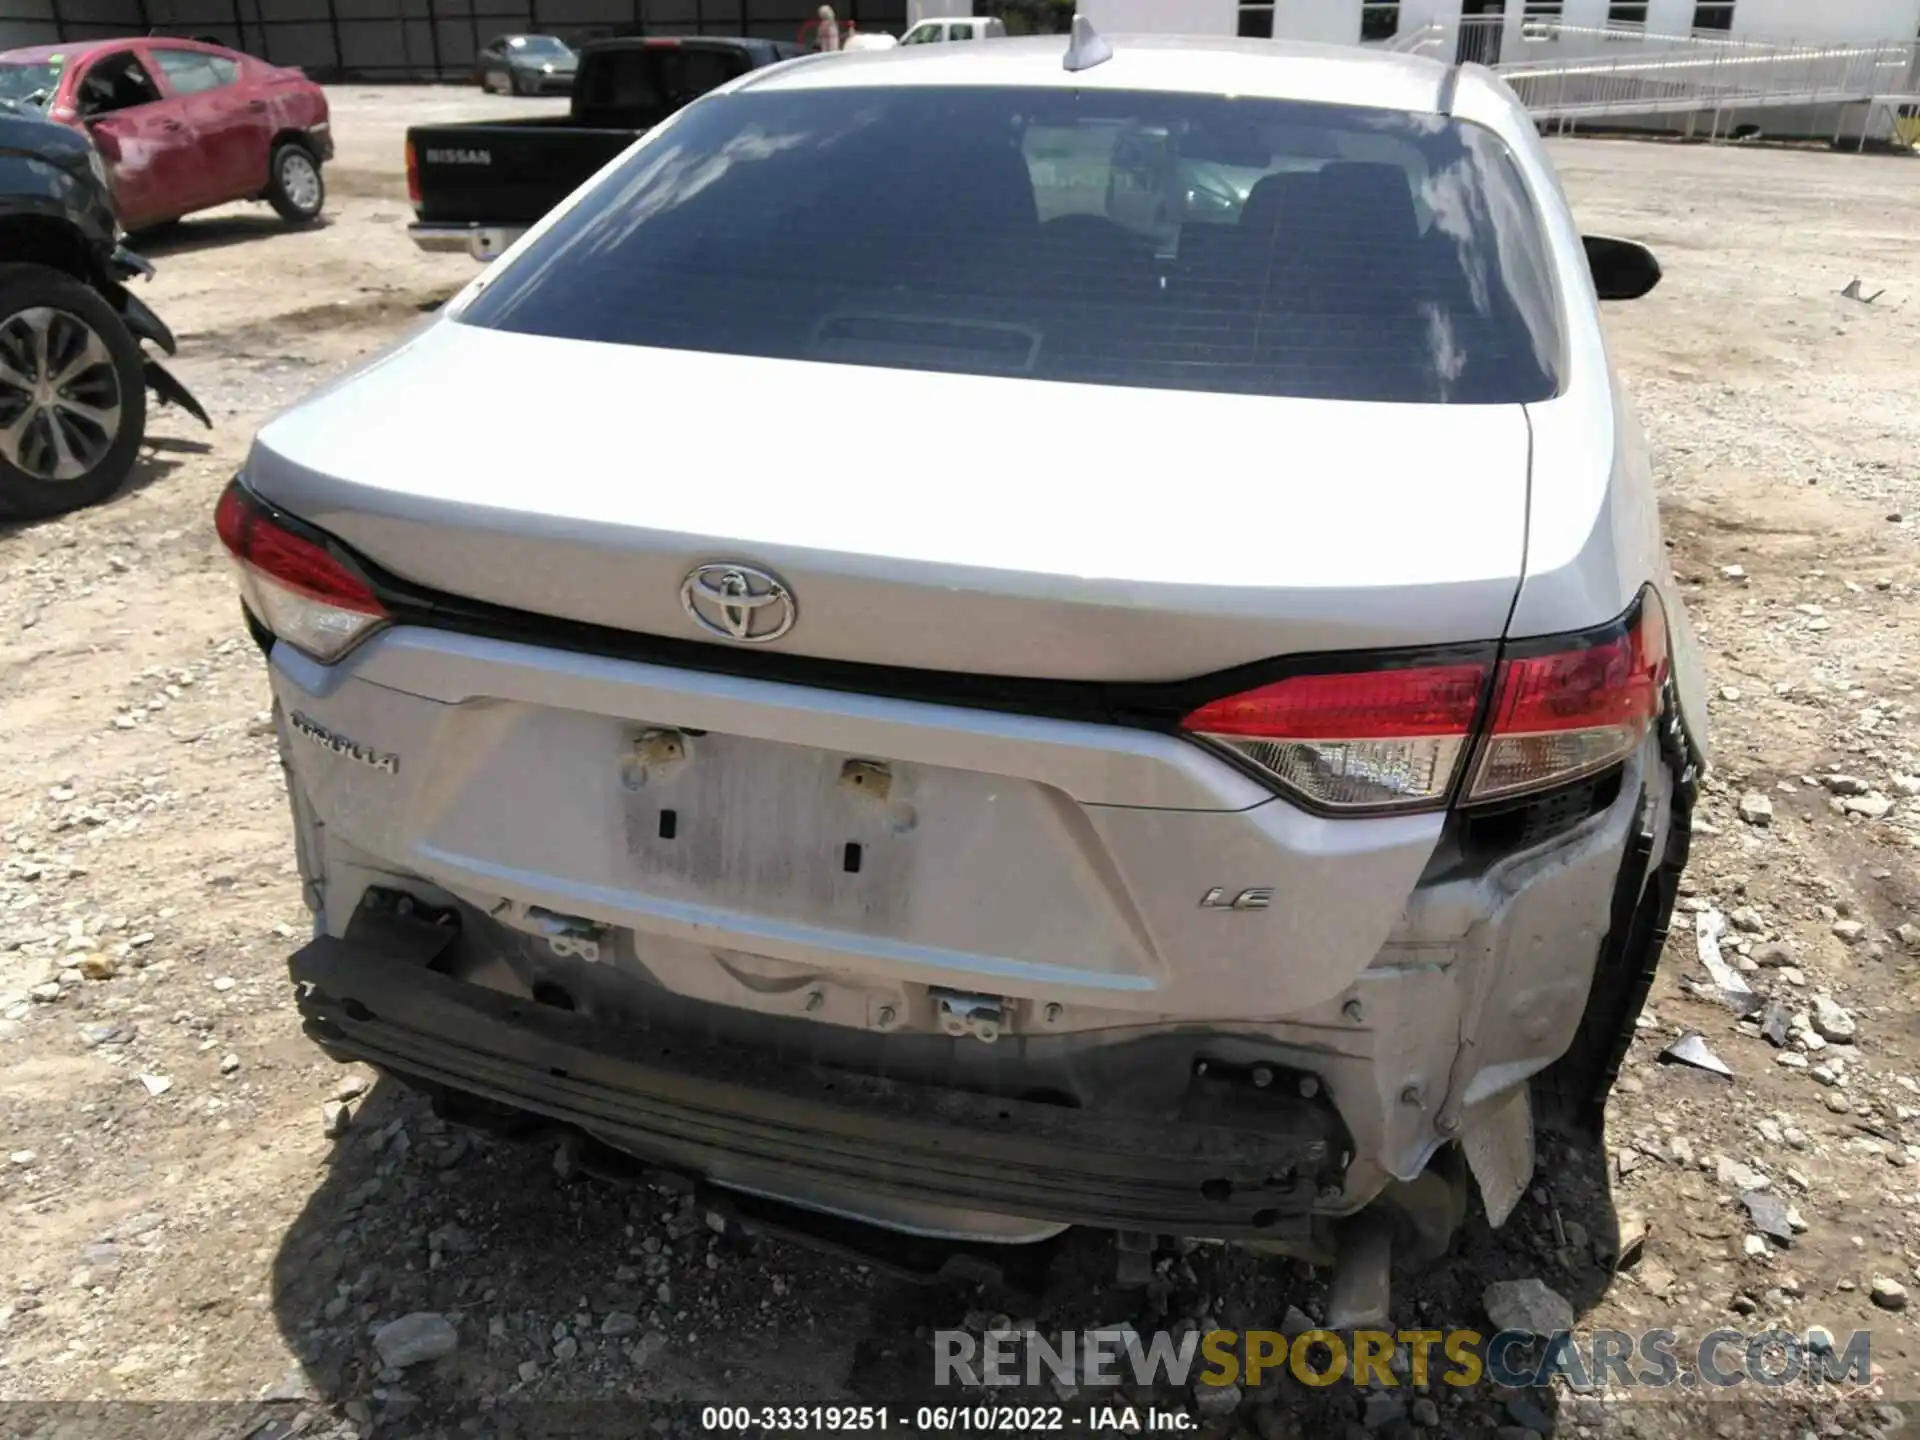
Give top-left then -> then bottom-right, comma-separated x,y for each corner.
220,25 -> 1707,1315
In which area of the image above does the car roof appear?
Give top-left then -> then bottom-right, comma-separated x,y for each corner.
0,39 -> 117,63
1,36 -> 233,63
745,33 -> 1452,114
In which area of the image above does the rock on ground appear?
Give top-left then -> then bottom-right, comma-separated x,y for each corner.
1483,1278 -> 1575,1338
372,1312 -> 459,1369
1810,995 -> 1856,1043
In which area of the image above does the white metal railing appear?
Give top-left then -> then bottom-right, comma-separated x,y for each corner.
1504,32 -> 1920,121
1377,16 -> 1920,126
1380,25 -> 1445,56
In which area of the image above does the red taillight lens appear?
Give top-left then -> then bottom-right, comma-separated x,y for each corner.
1181,662 -> 1492,812
1468,597 -> 1670,803
1178,594 -> 1672,814
405,138 -> 420,205
215,480 -> 388,663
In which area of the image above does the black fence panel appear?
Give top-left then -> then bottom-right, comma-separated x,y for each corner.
1,0 -> 907,79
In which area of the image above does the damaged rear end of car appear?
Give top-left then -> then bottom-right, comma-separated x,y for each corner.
224,38 -> 1704,1299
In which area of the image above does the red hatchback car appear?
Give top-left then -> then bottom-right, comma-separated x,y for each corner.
0,38 -> 331,232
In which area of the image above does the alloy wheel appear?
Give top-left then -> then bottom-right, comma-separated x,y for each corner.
0,307 -> 124,482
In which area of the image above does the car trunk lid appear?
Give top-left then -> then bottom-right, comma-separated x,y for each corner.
247,320 -> 1530,683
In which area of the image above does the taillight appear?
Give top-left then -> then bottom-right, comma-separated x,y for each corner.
1467,594 -> 1669,804
215,479 -> 388,663
1179,593 -> 1672,814
1181,661 -> 1492,812
405,138 -> 420,204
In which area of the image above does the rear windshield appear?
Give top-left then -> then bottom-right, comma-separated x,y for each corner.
462,86 -> 1564,404
572,46 -> 744,120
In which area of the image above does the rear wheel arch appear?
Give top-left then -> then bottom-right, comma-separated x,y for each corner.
266,127 -> 323,174
269,125 -> 317,153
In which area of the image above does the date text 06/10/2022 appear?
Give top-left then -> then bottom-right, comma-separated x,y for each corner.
700,1405 -> 1197,1432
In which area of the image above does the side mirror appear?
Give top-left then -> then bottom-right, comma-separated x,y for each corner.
1584,234 -> 1661,301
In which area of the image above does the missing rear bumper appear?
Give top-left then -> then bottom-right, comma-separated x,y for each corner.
289,933 -> 1345,1240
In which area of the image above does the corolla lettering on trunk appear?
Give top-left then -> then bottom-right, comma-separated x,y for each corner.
289,711 -> 400,775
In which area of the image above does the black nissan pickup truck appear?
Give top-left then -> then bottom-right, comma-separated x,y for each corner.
407,35 -> 805,262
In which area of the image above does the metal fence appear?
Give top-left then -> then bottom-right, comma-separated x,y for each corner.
1384,15 -> 1920,144
1500,26 -> 1920,121
0,0 -> 907,79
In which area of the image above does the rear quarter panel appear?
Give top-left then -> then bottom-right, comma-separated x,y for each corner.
0,114 -> 117,249
1452,69 -> 1708,767
267,71 -> 329,130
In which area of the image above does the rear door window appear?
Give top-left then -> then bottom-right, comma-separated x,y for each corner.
151,48 -> 229,95
575,45 -> 743,120
669,48 -> 741,101
463,86 -> 1565,404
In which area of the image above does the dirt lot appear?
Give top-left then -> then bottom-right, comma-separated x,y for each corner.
1,87 -> 1917,1439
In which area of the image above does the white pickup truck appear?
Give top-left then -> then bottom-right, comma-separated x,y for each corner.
898,15 -> 1007,43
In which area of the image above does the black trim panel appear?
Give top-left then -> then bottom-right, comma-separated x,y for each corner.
227,477 -> 1499,731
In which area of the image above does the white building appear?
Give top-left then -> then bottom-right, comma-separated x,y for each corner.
1081,0 -> 1920,140
1082,0 -> 1920,51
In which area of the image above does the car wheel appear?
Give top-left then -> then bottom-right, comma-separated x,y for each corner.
0,264 -> 147,522
266,142 -> 326,224
507,70 -> 527,96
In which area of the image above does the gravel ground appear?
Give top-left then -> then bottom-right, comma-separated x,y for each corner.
0,92 -> 1917,1440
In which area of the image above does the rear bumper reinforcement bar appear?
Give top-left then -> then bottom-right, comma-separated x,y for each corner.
290,936 -> 1338,1239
